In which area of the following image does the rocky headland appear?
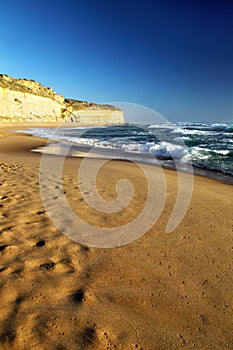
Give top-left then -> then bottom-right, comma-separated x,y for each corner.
0,74 -> 124,124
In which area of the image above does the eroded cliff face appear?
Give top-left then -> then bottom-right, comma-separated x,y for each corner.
0,74 -> 124,124
0,86 -> 65,122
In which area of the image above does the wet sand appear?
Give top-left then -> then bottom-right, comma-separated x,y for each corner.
0,124 -> 232,349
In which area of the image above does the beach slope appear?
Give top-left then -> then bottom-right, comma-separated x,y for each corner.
0,126 -> 232,349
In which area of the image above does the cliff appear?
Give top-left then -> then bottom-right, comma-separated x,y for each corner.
0,74 -> 124,124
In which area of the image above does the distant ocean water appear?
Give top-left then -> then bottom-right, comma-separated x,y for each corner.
21,121 -> 233,182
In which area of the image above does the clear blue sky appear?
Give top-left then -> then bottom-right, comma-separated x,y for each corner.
1,0 -> 233,122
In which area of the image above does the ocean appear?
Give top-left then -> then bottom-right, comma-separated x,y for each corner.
21,121 -> 233,183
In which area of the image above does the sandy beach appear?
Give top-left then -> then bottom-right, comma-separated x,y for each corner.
0,124 -> 232,350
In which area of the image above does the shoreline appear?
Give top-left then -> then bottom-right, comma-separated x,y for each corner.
0,123 -> 232,349
2,122 -> 233,185
4,123 -> 233,185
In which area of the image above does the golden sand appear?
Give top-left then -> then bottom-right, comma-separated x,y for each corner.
0,125 -> 232,349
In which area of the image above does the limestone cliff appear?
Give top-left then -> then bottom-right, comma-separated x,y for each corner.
0,74 -> 124,124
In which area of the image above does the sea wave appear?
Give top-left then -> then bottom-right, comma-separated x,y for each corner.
18,121 -> 233,177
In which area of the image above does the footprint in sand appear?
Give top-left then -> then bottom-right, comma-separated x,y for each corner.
68,289 -> 85,304
35,240 -> 46,247
0,245 -> 8,252
36,210 -> 46,215
39,262 -> 55,270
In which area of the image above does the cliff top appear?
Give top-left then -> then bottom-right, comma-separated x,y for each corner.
0,74 -> 64,103
65,99 -> 120,111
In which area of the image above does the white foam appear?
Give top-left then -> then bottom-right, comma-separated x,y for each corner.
149,142 -> 188,159
121,143 -> 150,153
210,123 -> 229,131
171,128 -> 213,136
213,149 -> 230,155
190,147 -> 209,160
148,123 -> 173,129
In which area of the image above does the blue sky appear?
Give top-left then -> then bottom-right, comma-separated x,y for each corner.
1,0 -> 233,122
